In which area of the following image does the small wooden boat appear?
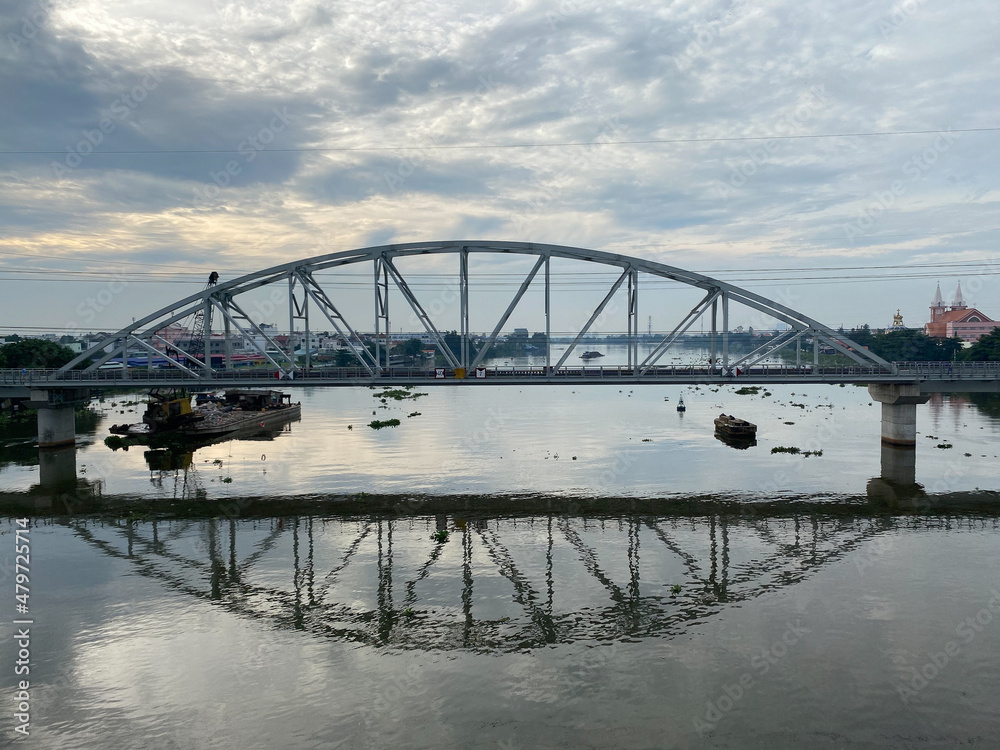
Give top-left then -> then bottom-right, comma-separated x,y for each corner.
580,351 -> 605,360
714,413 -> 756,439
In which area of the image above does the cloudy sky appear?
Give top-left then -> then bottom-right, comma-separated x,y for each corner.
1,0 -> 998,336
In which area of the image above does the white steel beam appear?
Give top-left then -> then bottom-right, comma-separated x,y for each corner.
470,254 -> 546,370
295,270 -> 378,375
638,289 -> 720,373
552,268 -> 629,371
383,258 -> 460,369
128,336 -> 203,379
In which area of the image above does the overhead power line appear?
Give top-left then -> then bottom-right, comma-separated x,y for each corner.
1,127 -> 997,157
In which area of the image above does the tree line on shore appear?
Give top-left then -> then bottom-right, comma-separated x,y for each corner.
3,327 -> 1000,369
845,326 -> 1000,362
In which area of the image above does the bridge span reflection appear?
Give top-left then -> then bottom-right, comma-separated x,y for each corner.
59,511 -> 998,651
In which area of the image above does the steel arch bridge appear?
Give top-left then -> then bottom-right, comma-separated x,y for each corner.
54,240 -> 895,384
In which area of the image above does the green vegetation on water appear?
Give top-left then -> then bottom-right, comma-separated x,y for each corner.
374,389 -> 427,401
369,419 -> 401,429
771,446 -> 823,457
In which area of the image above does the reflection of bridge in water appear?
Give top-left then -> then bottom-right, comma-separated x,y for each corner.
61,512 -> 998,650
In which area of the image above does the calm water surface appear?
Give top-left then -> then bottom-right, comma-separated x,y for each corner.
1,513 -> 998,748
2,350 -> 999,500
1,348 -> 999,748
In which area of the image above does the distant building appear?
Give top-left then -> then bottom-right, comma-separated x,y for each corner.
924,282 -> 999,342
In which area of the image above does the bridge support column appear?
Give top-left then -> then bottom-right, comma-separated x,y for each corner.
868,384 -> 929,447
37,405 -> 76,448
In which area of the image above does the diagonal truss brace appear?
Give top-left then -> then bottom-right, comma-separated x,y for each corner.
553,268 -> 630,370
382,257 -> 460,369
724,290 -> 894,371
128,336 -> 204,379
72,302 -> 206,374
728,327 -> 807,371
295,270 -> 378,375
638,289 -> 721,375
211,297 -> 294,373
149,334 -> 211,371
815,332 -> 880,368
471,254 -> 546,370
85,339 -> 129,374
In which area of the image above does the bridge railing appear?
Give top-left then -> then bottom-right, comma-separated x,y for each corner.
0,363 -> 896,384
2,361 -> 997,386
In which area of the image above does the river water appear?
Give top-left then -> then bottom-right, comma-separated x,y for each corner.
1,346 -> 999,748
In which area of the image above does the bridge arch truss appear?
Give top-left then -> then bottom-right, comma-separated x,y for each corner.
55,241 -> 893,380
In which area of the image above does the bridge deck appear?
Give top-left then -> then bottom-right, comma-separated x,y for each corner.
2,362 -> 998,393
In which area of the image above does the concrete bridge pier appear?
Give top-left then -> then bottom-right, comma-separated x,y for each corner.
868,384 -> 930,447
37,404 -> 77,448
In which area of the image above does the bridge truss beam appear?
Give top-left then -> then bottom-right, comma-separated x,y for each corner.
52,241 -> 895,382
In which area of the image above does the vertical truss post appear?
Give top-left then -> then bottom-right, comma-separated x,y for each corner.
545,255 -> 551,374
627,269 -> 638,369
303,279 -> 311,371
813,333 -> 819,367
295,269 -> 378,375
223,298 -> 233,372
796,335 -> 801,368
710,298 -> 718,372
460,247 -> 470,369
287,274 -> 296,369
722,292 -> 729,371
374,256 -> 390,373
203,297 -> 213,375
383,258 -> 459,369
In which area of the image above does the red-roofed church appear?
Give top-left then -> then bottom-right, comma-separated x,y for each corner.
924,282 -> 998,342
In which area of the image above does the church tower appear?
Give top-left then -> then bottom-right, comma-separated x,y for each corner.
929,282 -> 945,322
950,281 -> 967,311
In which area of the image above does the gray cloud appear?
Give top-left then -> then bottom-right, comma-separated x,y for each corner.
1,0 -> 999,331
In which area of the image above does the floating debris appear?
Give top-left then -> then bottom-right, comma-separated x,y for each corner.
373,389 -> 428,401
369,419 -> 401,430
